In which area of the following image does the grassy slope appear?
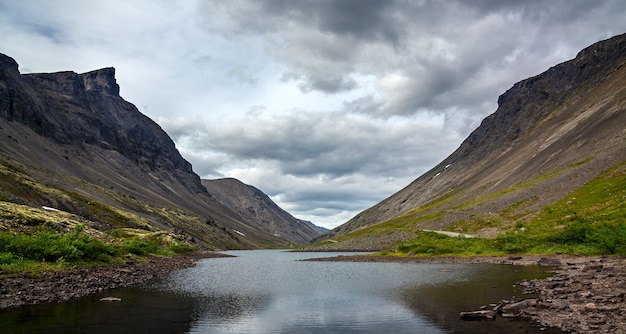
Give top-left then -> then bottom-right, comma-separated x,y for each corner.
0,160 -> 205,275
0,201 -> 196,275
0,155 -> 254,248
383,161 -> 626,256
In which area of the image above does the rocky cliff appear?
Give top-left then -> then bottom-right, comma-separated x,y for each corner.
202,178 -> 325,245
317,33 -> 626,249
0,53 -> 298,249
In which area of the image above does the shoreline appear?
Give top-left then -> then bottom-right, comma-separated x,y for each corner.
303,254 -> 626,333
300,253 -> 566,265
0,251 -> 232,310
2,252 -> 624,333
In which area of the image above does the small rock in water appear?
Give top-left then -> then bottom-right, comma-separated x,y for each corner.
501,298 -> 536,315
99,297 -> 122,302
459,310 -> 497,320
537,258 -> 562,267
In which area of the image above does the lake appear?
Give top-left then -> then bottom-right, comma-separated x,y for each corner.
0,250 -> 562,333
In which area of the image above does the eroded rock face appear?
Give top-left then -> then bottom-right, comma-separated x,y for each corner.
202,178 -> 326,245
0,53 -> 300,249
0,54 -> 196,178
82,67 -> 120,95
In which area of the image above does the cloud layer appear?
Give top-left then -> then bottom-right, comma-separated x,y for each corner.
2,0 -> 626,228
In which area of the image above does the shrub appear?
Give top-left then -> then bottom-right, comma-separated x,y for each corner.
120,239 -> 159,256
548,221 -> 626,255
168,242 -> 195,254
0,251 -> 18,264
0,226 -> 116,264
491,234 -> 534,254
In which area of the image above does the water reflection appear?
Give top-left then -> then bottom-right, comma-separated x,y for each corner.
1,250 -> 561,333
158,251 -> 450,333
398,265 -> 563,333
0,289 -> 197,334
186,290 -> 444,334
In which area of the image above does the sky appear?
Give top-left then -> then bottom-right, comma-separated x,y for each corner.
2,1 -> 626,229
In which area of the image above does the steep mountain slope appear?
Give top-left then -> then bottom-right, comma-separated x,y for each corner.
0,53 -> 292,250
315,33 -> 626,250
202,178 -> 326,245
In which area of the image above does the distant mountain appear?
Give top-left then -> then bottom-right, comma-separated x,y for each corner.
0,53 -> 300,250
202,178 -> 326,245
314,33 -> 626,250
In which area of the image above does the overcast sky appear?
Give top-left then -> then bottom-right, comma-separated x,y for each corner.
2,1 -> 626,229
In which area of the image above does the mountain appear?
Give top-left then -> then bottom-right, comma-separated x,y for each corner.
0,53 -> 297,250
314,33 -> 626,250
202,178 -> 326,245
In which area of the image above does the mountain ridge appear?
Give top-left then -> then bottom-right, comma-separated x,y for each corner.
202,178 -> 325,245
0,53 -> 317,250
314,32 -> 626,250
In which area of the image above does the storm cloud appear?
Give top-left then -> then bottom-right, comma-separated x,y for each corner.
2,0 -> 626,228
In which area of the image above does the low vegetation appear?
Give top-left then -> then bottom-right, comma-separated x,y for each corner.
390,162 -> 626,257
0,202 -> 196,275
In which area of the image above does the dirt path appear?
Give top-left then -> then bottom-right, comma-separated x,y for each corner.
421,229 -> 476,238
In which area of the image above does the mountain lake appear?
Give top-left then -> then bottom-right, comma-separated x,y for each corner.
0,250 -> 563,333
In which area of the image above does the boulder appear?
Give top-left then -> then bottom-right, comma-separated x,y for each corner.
459,310 -> 497,320
537,258 -> 562,267
501,299 -> 536,315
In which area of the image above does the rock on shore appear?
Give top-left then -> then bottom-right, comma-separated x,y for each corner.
304,254 -> 626,333
508,256 -> 626,333
0,252 -> 231,309
440,256 -> 625,333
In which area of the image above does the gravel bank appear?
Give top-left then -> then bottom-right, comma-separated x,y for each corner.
0,252 -> 232,309
304,254 -> 626,334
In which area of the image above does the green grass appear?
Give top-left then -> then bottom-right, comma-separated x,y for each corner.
391,161 -> 626,257
0,223 -> 197,275
0,225 -> 116,272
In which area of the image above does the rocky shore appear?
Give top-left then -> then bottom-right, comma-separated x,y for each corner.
305,254 -> 626,334
0,252 -> 232,309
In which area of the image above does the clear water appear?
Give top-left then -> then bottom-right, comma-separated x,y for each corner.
0,250 -> 561,333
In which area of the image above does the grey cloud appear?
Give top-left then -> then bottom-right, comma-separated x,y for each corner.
281,190 -> 380,213
8,0 -> 623,229
177,110 -> 458,181
281,71 -> 357,94
227,66 -> 258,85
211,0 -> 625,113
209,0 -> 403,44
284,0 -> 402,44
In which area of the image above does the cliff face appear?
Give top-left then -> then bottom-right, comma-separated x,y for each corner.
0,53 -> 294,249
202,178 -> 326,245
319,33 -> 626,247
2,62 -> 195,181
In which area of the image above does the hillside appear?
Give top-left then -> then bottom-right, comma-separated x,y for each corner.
0,53 -> 299,250
202,178 -> 325,245
313,33 -> 626,251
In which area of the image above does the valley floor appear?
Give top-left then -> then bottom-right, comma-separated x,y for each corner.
306,254 -> 626,334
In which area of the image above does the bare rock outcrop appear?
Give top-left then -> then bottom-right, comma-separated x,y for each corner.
461,257 -> 626,333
